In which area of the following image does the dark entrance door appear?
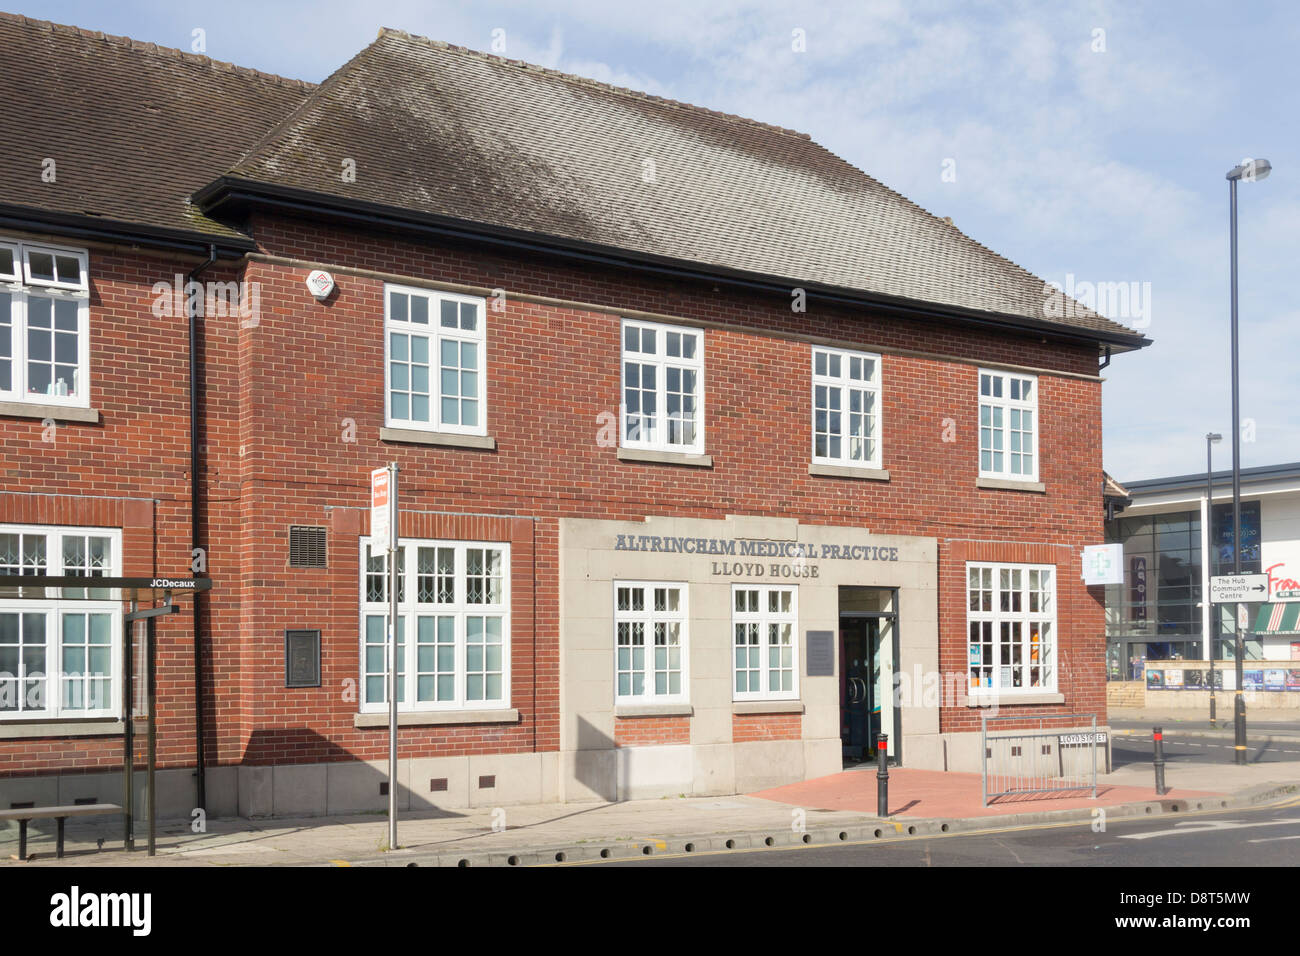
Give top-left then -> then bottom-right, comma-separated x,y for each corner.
839,617 -> 879,760
838,587 -> 899,766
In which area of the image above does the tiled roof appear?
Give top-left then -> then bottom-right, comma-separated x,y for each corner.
0,13 -> 315,242
0,16 -> 1143,343
220,29 -> 1140,341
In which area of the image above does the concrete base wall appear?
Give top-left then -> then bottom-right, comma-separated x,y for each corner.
0,765 -> 237,822
3,728 -> 1053,821
900,727 -> 1113,776
561,736 -> 842,802
234,751 -> 562,817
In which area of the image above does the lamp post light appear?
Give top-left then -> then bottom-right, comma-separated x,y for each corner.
1205,432 -> 1222,726
1225,157 -> 1270,765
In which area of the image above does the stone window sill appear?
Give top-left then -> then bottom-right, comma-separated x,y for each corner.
976,477 -> 1046,493
617,447 -> 713,468
0,719 -> 123,739
614,703 -> 694,718
353,708 -> 519,728
732,701 -> 804,715
0,401 -> 99,424
379,426 -> 496,450
808,463 -> 889,481
966,692 -> 1065,707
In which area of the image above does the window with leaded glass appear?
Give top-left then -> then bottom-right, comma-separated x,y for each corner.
359,539 -> 509,712
613,582 -> 687,701
967,563 -> 1055,695
732,585 -> 798,700
0,525 -> 120,719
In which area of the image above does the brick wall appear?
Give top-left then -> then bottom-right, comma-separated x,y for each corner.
614,716 -> 691,747
0,205 -> 1110,780
732,713 -> 803,742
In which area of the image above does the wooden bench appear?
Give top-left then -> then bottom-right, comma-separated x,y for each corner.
0,804 -> 121,860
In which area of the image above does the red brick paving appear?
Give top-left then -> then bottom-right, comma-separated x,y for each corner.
752,767 -> 1223,818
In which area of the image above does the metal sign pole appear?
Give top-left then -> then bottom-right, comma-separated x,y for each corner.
123,604 -> 136,851
387,462 -> 400,852
147,616 -> 157,857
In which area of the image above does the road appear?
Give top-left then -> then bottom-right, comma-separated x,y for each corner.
1110,716 -> 1300,737
1110,725 -> 1300,766
583,798 -> 1300,867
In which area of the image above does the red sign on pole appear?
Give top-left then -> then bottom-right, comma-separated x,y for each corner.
370,466 -> 391,551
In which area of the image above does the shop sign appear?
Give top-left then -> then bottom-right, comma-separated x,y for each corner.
1266,562 -> 1300,602
614,534 -> 900,562
1082,543 -> 1123,585
1130,557 -> 1147,624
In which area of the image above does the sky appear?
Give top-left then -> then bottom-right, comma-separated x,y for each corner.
22,0 -> 1300,481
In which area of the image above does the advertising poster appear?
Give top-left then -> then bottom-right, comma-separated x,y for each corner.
1264,669 -> 1286,691
1164,669 -> 1184,689
1146,669 -> 1164,689
1292,642 -> 1300,662
969,644 -> 980,665
1220,669 -> 1236,691
1184,669 -> 1206,689
1287,670 -> 1300,692
1243,670 -> 1264,691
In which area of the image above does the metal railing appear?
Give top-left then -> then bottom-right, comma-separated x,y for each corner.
981,713 -> 1099,806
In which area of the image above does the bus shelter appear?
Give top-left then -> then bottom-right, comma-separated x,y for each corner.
0,574 -> 210,857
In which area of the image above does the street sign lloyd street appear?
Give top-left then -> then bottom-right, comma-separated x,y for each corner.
1209,573 -> 1268,604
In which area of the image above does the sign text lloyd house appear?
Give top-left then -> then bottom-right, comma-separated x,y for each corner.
0,15 -> 1149,817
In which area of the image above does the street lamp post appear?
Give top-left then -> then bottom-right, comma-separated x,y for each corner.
1225,157 -> 1270,765
1205,432 -> 1221,726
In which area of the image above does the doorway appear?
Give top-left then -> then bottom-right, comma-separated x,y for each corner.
839,587 -> 899,767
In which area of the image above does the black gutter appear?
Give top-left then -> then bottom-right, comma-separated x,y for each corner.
187,244 -> 218,813
195,177 -> 1152,353
0,204 -> 255,259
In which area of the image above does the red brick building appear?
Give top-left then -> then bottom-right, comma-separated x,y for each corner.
0,15 -> 1148,816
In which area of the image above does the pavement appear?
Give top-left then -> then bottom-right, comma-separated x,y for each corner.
751,766 -> 1220,819
5,709 -> 1300,868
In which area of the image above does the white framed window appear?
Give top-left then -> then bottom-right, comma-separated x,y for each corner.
620,319 -> 704,454
0,524 -> 121,719
384,284 -> 486,435
978,370 -> 1037,480
0,239 -> 90,407
359,539 -> 510,712
732,585 -> 798,701
811,347 -> 881,468
613,582 -> 688,702
967,563 -> 1055,696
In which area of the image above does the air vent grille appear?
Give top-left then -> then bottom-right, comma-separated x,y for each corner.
289,526 -> 327,568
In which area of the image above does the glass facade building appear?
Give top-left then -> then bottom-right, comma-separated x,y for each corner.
1104,501 -> 1262,681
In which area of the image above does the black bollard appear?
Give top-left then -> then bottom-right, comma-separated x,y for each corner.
1153,725 -> 1167,795
876,733 -> 889,816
